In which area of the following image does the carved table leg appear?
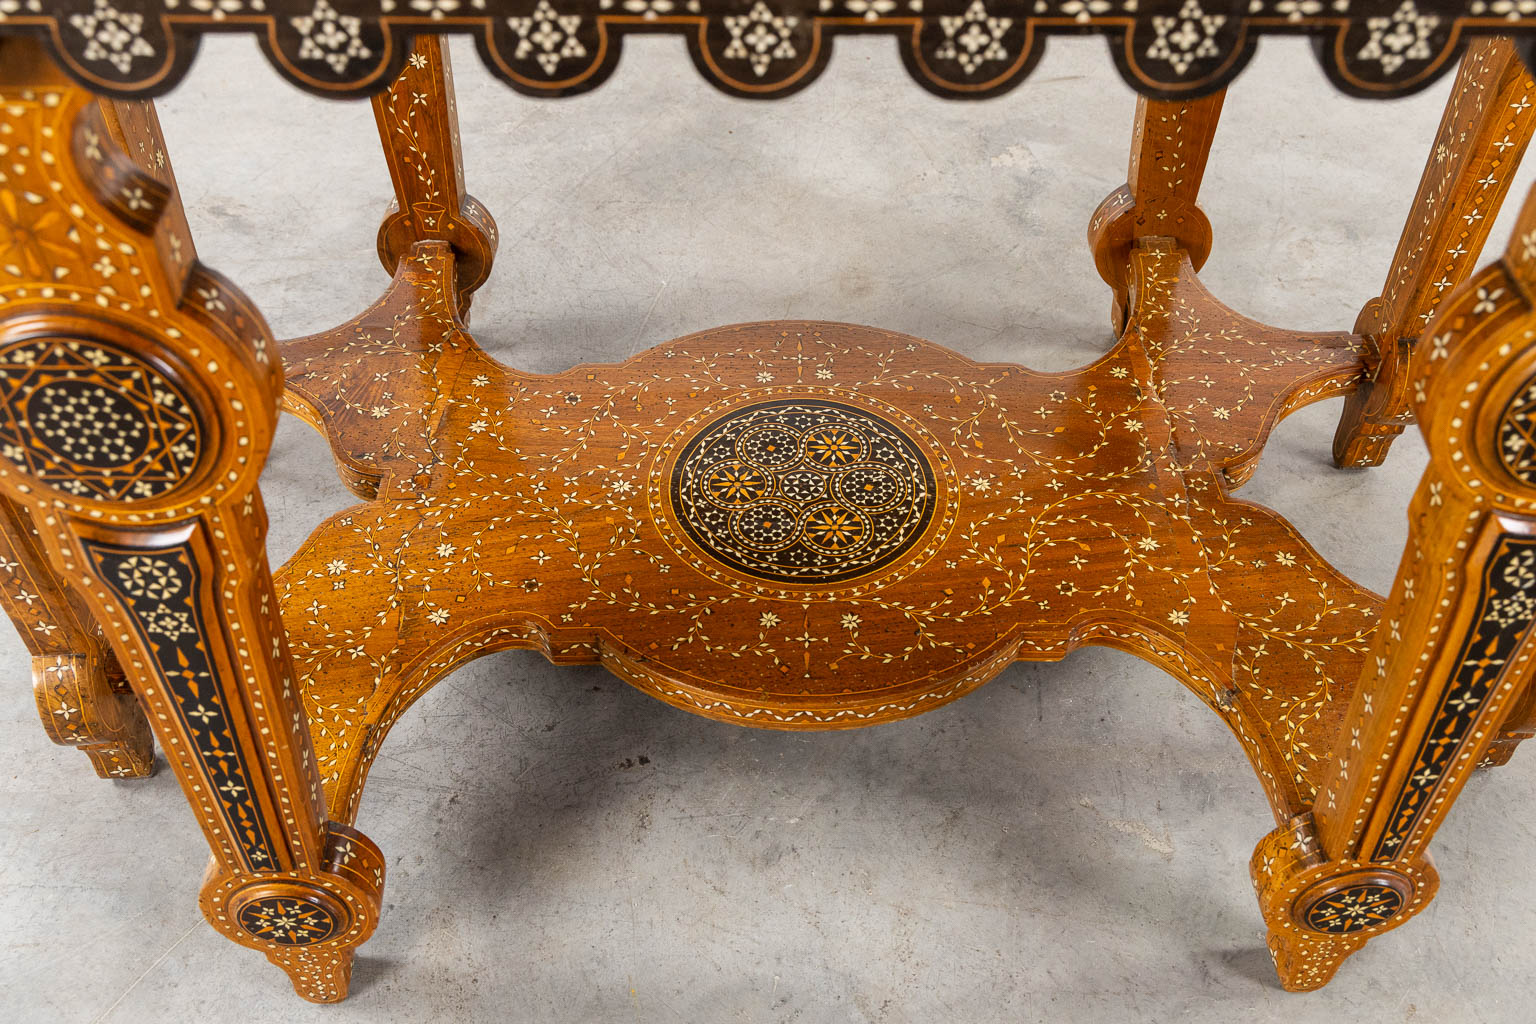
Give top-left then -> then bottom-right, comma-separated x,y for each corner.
0,492 -> 154,777
0,57 -> 204,782
1252,183 -> 1536,990
1089,90 -> 1224,331
0,39 -> 383,1002
373,36 -> 497,320
1334,38 -> 1536,468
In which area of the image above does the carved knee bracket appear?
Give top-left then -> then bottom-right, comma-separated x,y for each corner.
0,486 -> 155,778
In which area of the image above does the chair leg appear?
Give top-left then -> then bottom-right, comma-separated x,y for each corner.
1089,90 -> 1224,332
1252,182 -> 1536,990
0,39 -> 384,1002
372,35 -> 497,320
1334,38 -> 1536,468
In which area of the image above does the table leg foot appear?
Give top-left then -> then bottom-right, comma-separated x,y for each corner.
1251,815 -> 1438,991
201,824 -> 386,1004
1331,387 -> 1406,469
1265,929 -> 1365,992
268,948 -> 356,1004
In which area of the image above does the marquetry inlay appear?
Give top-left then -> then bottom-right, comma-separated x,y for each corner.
667,398 -> 939,587
236,895 -> 340,946
0,338 -> 200,501
9,0 -> 1527,102
1498,373 -> 1536,486
8,19 -> 1536,1004
278,242 -> 1373,825
1302,883 -> 1406,934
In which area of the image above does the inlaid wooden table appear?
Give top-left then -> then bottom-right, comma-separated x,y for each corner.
3,1 -> 1536,1002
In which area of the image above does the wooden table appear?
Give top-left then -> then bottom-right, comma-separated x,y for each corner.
2,1 -> 1535,1002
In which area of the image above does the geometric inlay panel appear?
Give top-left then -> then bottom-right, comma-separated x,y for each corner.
1369,534 -> 1536,860
83,539 -> 279,873
7,0 -> 1517,103
235,895 -> 339,946
0,338 -> 200,501
1302,883 -> 1405,934
668,399 -> 938,585
1498,373 -> 1536,486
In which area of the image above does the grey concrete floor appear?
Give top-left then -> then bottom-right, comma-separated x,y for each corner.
3,33 -> 1535,1024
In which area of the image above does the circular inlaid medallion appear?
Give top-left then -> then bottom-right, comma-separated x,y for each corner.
235,894 -> 340,946
1300,882 -> 1405,934
0,337 -> 201,502
669,399 -> 937,585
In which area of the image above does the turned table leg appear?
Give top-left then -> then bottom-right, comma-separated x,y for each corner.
373,36 -> 497,320
1334,38 -> 1536,468
1251,181 -> 1536,990
0,40 -> 384,1002
1089,90 -> 1223,331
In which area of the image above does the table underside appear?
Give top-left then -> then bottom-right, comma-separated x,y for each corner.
278,237 -> 1371,825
